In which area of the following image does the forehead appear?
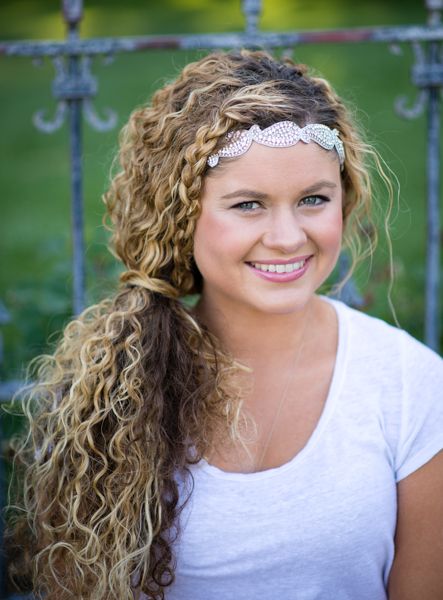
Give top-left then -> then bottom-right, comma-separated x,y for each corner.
203,141 -> 342,197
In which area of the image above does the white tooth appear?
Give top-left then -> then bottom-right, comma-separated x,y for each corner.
252,261 -> 307,273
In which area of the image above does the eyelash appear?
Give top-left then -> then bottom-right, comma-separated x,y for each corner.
233,201 -> 261,211
232,195 -> 329,211
299,195 -> 330,207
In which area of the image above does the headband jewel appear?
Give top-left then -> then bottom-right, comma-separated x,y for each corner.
207,121 -> 345,169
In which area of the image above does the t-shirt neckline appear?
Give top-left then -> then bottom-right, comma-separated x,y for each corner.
198,297 -> 349,481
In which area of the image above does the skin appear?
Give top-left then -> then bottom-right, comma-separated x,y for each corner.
193,140 -> 443,598
388,450 -> 443,599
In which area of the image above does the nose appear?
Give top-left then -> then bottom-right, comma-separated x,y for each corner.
261,207 -> 308,253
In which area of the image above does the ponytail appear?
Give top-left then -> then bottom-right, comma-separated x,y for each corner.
8,284 -> 239,599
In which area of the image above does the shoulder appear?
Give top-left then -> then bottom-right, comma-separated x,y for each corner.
326,298 -> 443,482
328,297 -> 442,376
326,297 -> 442,421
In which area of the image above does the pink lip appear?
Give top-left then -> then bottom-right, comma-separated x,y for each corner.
246,256 -> 312,283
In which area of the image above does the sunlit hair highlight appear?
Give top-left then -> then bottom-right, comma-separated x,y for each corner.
7,49 -> 394,599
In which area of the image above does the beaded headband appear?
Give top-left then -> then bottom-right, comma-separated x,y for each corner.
207,121 -> 345,170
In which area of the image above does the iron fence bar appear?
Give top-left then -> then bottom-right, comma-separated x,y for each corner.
2,25 -> 443,58
65,0 -> 86,316
68,68 -> 85,316
426,77 -> 441,350
424,1 -> 442,350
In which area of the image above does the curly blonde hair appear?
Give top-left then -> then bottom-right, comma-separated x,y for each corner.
8,50 -> 382,599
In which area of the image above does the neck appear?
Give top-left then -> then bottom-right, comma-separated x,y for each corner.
195,293 -> 323,366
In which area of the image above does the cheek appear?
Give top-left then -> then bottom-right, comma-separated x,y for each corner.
193,211 -> 234,269
315,210 -> 343,258
325,210 -> 343,243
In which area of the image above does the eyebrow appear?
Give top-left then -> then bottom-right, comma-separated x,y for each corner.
220,189 -> 268,201
300,180 -> 338,195
220,180 -> 338,200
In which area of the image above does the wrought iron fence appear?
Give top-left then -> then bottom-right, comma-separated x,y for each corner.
0,0 -> 442,596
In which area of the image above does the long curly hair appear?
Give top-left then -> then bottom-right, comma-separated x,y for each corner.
7,50 -> 384,599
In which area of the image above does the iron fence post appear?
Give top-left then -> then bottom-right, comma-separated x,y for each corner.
68,64 -> 86,316
242,0 -> 262,36
64,0 -> 85,316
425,49 -> 441,350
425,0 -> 442,350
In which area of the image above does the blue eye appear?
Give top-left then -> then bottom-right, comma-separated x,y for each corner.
233,201 -> 261,211
299,195 -> 329,207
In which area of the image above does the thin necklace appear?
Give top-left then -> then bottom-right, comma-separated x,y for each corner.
255,307 -> 311,471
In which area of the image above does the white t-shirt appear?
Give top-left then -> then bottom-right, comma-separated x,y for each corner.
161,298 -> 443,600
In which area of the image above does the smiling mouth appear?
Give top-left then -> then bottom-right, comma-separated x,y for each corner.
248,259 -> 309,273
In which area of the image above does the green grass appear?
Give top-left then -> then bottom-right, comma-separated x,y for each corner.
0,0 -> 442,383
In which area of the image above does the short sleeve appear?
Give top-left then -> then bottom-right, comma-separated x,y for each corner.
395,332 -> 443,482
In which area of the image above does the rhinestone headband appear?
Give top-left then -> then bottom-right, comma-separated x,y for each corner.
207,121 -> 345,169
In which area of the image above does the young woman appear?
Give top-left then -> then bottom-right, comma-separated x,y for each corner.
9,50 -> 443,600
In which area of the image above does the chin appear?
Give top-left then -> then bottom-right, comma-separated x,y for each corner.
249,293 -> 315,317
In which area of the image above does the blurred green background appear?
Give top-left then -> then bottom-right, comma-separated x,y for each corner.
0,0 -> 442,388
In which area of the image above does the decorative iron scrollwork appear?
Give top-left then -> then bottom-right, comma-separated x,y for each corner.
391,39 -> 443,119
32,54 -> 117,133
395,89 -> 429,119
391,1 -> 443,121
84,99 -> 117,132
33,100 -> 67,133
